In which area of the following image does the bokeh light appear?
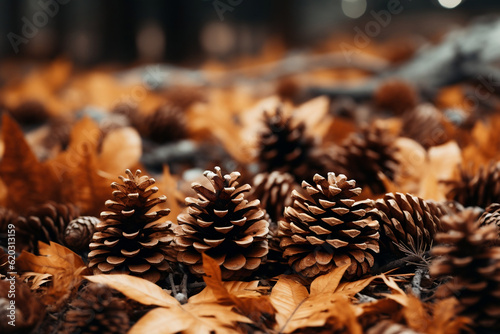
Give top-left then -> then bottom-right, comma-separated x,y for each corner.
438,0 -> 462,9
341,0 -> 367,19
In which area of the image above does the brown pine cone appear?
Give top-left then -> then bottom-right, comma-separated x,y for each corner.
42,116 -> 72,149
447,162 -> 500,208
257,108 -> 315,182
64,216 -> 101,253
88,169 -> 175,283
63,283 -> 129,334
374,79 -> 418,115
429,200 -> 465,217
174,166 -> 269,280
337,124 -> 399,194
0,279 -> 44,334
278,173 -> 379,280
112,103 -> 140,126
430,208 -> 500,330
16,202 -> 80,253
9,100 -> 50,126
479,203 -> 500,233
251,171 -> 298,223
140,104 -> 188,143
401,104 -> 448,149
0,207 -> 18,249
371,193 -> 446,257
162,86 -> 206,110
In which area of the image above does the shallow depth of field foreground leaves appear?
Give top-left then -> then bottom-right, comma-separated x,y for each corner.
2,17 -> 500,334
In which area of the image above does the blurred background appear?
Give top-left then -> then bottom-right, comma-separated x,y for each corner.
1,0 -> 500,67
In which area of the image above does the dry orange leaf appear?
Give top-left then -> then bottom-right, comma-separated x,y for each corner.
16,242 -> 87,308
129,303 -> 250,334
85,274 -> 177,308
47,117 -> 112,215
98,126 -> 142,176
418,141 -> 461,201
200,253 -> 275,324
0,114 -> 61,214
155,165 -> 184,223
270,264 -> 364,333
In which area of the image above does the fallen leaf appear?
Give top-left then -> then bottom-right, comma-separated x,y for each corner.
47,117 -> 110,215
270,266 -> 366,334
309,263 -> 350,296
16,242 -> 86,308
189,280 -> 260,304
129,303 -> 250,334
293,96 -> 332,139
0,114 -> 61,213
98,126 -> 142,176
419,141 -> 461,200
85,274 -> 177,308
201,253 -> 275,325
270,277 -> 309,331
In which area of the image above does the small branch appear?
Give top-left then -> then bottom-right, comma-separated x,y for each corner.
372,252 -> 430,275
411,268 -> 424,298
168,273 -> 177,295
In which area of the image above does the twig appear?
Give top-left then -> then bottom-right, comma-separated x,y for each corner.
168,273 -> 177,295
372,252 -> 430,275
411,268 -> 424,298
181,274 -> 188,297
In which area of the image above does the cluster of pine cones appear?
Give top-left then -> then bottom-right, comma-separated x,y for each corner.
2,103 -> 500,333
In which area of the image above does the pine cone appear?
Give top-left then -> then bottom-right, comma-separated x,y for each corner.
257,108 -> 314,182
447,162 -> 500,208
251,171 -> 298,223
0,207 -> 18,249
140,104 -> 187,143
479,203 -> 500,233
9,100 -> 49,126
401,104 -> 448,149
88,169 -> 175,283
278,173 -> 379,279
63,283 -> 129,334
42,116 -> 72,150
162,86 -> 206,110
430,200 -> 465,217
99,113 -> 130,135
0,279 -> 44,334
337,125 -> 399,194
430,208 -> 500,330
112,103 -> 140,126
64,216 -> 101,253
16,202 -> 80,253
174,166 -> 269,280
374,79 -> 417,115
371,193 -> 445,257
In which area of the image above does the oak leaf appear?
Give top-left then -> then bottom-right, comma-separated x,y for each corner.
16,241 -> 87,309
200,253 -> 275,326
270,264 -> 363,333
